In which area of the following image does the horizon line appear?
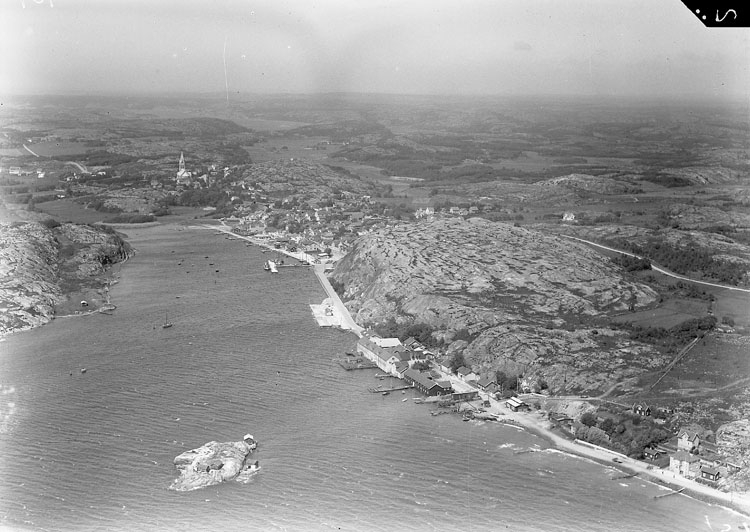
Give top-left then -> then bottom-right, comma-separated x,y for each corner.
1,90 -> 747,104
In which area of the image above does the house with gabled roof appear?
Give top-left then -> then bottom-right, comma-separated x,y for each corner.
677,430 -> 701,453
699,465 -> 721,483
456,366 -> 477,382
356,336 -> 410,377
476,375 -> 497,391
403,368 -> 452,396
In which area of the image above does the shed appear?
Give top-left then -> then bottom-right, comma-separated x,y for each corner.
700,465 -> 721,482
505,397 -> 528,412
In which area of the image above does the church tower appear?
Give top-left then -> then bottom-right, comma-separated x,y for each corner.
176,152 -> 191,183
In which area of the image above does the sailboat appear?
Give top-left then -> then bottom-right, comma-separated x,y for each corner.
162,310 -> 173,328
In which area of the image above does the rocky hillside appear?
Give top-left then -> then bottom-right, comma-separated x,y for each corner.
0,221 -> 132,336
539,173 -> 642,195
0,222 -> 63,336
330,217 -> 663,392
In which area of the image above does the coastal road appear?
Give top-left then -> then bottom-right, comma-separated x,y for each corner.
203,224 -> 364,337
561,234 -> 750,293
312,263 -> 364,337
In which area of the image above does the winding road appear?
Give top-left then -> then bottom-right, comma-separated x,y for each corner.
561,234 -> 750,293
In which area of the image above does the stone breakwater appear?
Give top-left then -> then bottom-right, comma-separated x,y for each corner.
0,221 -> 132,336
330,217 -> 663,392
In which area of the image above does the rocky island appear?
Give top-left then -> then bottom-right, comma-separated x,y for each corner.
170,434 -> 259,492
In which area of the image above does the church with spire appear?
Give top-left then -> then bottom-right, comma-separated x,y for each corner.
175,152 -> 192,184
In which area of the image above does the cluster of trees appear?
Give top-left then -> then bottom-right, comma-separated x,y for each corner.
611,255 -> 651,272
75,150 -> 136,166
372,318 -> 441,348
104,214 -> 156,224
609,238 -> 748,286
620,316 -> 716,352
577,411 -> 672,457
88,199 -> 123,213
494,371 -> 521,393
448,352 -> 466,373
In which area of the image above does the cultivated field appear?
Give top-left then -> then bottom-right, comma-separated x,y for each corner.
24,141 -> 90,157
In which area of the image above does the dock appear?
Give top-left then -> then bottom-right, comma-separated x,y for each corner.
335,358 -> 377,371
368,384 -> 414,393
310,302 -> 339,327
612,472 -> 638,480
654,487 -> 684,499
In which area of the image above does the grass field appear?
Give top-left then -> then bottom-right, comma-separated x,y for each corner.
650,333 -> 750,397
24,141 -> 90,157
36,198 -> 108,224
611,297 -> 709,329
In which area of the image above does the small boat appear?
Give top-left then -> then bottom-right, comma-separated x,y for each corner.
80,368 -> 87,374
402,398 -> 408,402
382,391 -> 390,396
162,311 -> 173,329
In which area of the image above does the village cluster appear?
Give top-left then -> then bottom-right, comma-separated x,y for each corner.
353,332 -> 744,490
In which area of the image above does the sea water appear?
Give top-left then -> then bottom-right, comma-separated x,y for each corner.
0,224 -> 747,532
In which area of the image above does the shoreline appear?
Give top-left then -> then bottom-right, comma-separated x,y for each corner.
487,401 -> 750,518
8,220 -> 746,519
204,222 -> 750,518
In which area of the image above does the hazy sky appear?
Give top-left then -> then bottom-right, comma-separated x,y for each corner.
1,0 -> 748,98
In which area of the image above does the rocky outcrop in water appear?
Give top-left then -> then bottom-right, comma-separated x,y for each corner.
330,217 -> 663,392
170,435 -> 259,491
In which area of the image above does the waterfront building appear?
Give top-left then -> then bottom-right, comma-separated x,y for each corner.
669,450 -> 701,478
403,368 -> 452,396
356,336 -> 410,376
451,390 -> 479,402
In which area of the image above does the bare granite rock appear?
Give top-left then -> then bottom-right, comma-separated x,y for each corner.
0,221 -> 132,337
170,436 -> 258,491
0,222 -> 63,336
330,217 -> 663,392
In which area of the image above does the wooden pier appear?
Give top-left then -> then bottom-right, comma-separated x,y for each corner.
368,384 -> 414,393
654,487 -> 684,499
